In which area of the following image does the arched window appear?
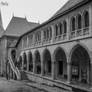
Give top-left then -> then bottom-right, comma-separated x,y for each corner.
63,21 -> 67,33
59,23 -> 63,35
34,50 -> 41,74
77,14 -> 82,29
23,53 -> 27,70
83,11 -> 89,27
55,24 -> 58,36
47,28 -> 49,38
49,27 -> 52,40
43,30 -> 46,40
71,17 -> 76,31
18,56 -> 22,69
28,52 -> 33,72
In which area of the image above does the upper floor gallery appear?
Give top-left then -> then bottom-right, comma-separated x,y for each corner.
16,0 -> 92,51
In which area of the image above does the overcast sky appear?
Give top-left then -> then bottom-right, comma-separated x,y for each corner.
0,0 -> 68,29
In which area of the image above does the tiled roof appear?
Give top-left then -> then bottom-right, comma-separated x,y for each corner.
0,26 -> 4,37
0,10 -> 4,37
4,16 -> 39,37
51,0 -> 86,19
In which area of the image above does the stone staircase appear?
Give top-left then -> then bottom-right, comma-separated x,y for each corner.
8,57 -> 21,80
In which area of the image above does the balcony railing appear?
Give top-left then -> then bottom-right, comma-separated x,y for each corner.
43,38 -> 52,44
70,27 -> 89,39
54,33 -> 67,41
34,40 -> 41,46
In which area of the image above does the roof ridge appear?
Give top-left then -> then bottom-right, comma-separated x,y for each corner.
51,0 -> 86,19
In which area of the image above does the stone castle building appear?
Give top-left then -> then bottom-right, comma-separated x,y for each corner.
0,0 -> 92,91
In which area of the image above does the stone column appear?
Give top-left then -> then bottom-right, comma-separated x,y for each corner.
89,52 -> 92,85
26,52 -> 29,72
66,18 -> 70,40
27,36 -> 29,48
52,61 -> 56,80
22,54 -> 24,70
51,25 -> 55,43
41,55 -> 44,76
41,30 -> 44,45
67,62 -> 72,83
89,62 -> 92,85
22,39 -> 24,49
33,55 -> 36,73
89,6 -> 92,35
33,33 -> 35,45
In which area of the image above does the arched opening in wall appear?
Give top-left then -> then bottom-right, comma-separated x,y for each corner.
70,17 -> 76,38
54,47 -> 67,80
34,50 -> 41,74
76,14 -> 82,36
43,49 -> 52,77
71,17 -> 76,32
77,14 -> 82,29
63,20 -> 67,34
18,56 -> 22,69
70,45 -> 90,84
23,53 -> 27,71
59,23 -> 63,35
55,24 -> 58,37
83,11 -> 89,28
28,51 -> 33,72
11,49 -> 16,62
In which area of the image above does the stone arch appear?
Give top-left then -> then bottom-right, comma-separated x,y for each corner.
70,16 -> 76,32
11,49 -> 16,62
58,22 -> 63,35
23,52 -> 27,70
18,55 -> 22,69
42,48 -> 52,76
28,51 -> 33,72
53,47 -> 67,80
55,24 -> 59,36
34,50 -> 41,74
63,20 -> 67,34
69,44 -> 91,84
83,10 -> 89,28
77,13 -> 82,29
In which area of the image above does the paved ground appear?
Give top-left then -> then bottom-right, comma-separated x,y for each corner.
0,77 -> 71,92
0,77 -> 46,92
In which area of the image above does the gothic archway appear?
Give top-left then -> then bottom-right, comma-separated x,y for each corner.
18,56 -> 22,69
70,44 -> 90,84
54,47 -> 67,80
34,50 -> 41,74
83,10 -> 89,28
43,49 -> 52,77
11,49 -> 16,62
28,51 -> 33,72
23,53 -> 27,70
